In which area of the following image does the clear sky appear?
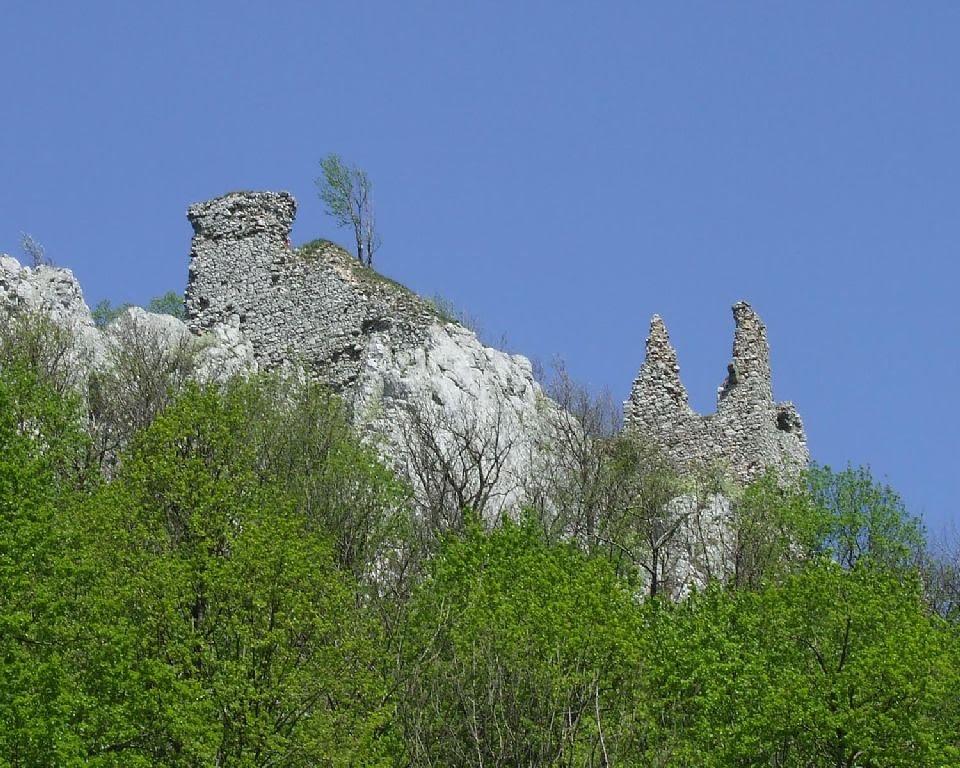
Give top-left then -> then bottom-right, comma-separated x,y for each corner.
2,2 -> 957,537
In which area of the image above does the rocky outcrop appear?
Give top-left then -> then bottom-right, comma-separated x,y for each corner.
0,254 -> 256,386
185,191 -> 557,518
624,302 -> 808,482
1,254 -> 103,367
3,192 -> 811,598
354,323 -> 549,515
185,191 -> 810,520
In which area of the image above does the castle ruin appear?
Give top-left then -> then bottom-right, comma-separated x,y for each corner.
185,190 -> 807,487
623,302 -> 808,482
185,191 -> 437,392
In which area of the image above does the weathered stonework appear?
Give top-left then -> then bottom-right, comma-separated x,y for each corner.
624,302 -> 808,482
186,191 -> 437,391
186,191 -> 807,499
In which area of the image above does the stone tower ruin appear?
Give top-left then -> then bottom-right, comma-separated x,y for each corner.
185,191 -> 437,392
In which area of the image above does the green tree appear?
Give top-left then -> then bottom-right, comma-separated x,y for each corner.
315,154 -> 380,266
646,562 -> 958,766
728,470 -> 822,589
399,515 -> 642,767
70,381 -> 395,766
91,299 -> 132,328
145,290 -> 185,320
0,359 -> 93,765
234,374 -> 410,581
808,464 -> 926,571
92,291 -> 184,329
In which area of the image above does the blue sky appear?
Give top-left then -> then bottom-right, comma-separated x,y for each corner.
2,3 -> 958,536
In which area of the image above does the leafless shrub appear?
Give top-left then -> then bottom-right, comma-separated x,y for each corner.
0,309 -> 86,395
924,526 -> 960,621
397,392 -> 518,541
19,232 -> 51,267
525,359 -> 621,544
87,310 -> 201,471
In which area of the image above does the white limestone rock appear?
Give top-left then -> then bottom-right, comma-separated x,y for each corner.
3,192 -> 813,598
0,254 -> 252,385
355,321 -> 556,518
184,191 -> 563,521
663,493 -> 733,599
1,254 -> 104,367
195,319 -> 259,383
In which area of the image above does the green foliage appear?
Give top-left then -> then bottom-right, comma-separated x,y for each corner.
92,291 -> 184,328
646,563 -> 958,766
0,362 -> 92,765
808,464 -> 927,571
71,381 -> 396,765
0,305 -> 954,765
145,290 -> 185,320
226,374 -> 411,580
91,299 -> 132,328
0,365 -> 401,765
591,434 -> 687,594
399,515 -> 642,766
730,470 -> 822,588
315,154 -> 380,265
296,237 -> 344,259
316,154 -> 355,225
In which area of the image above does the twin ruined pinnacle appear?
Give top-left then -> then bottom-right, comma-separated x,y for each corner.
642,314 -> 689,410
635,302 -> 771,414
624,301 -> 807,482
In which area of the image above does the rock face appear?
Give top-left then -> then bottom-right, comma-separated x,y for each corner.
0,254 -> 256,386
4,191 -> 808,536
185,191 -> 808,516
623,302 -> 808,482
1,254 -> 103,364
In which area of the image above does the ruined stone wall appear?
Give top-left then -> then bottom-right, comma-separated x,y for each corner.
186,191 -> 807,487
185,191 -> 437,392
623,302 -> 808,482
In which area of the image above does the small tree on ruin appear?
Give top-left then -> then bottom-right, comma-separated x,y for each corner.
315,154 -> 381,266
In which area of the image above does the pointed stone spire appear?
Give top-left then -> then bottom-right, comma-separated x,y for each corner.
624,314 -> 691,430
644,314 -> 689,407
717,301 -> 773,407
